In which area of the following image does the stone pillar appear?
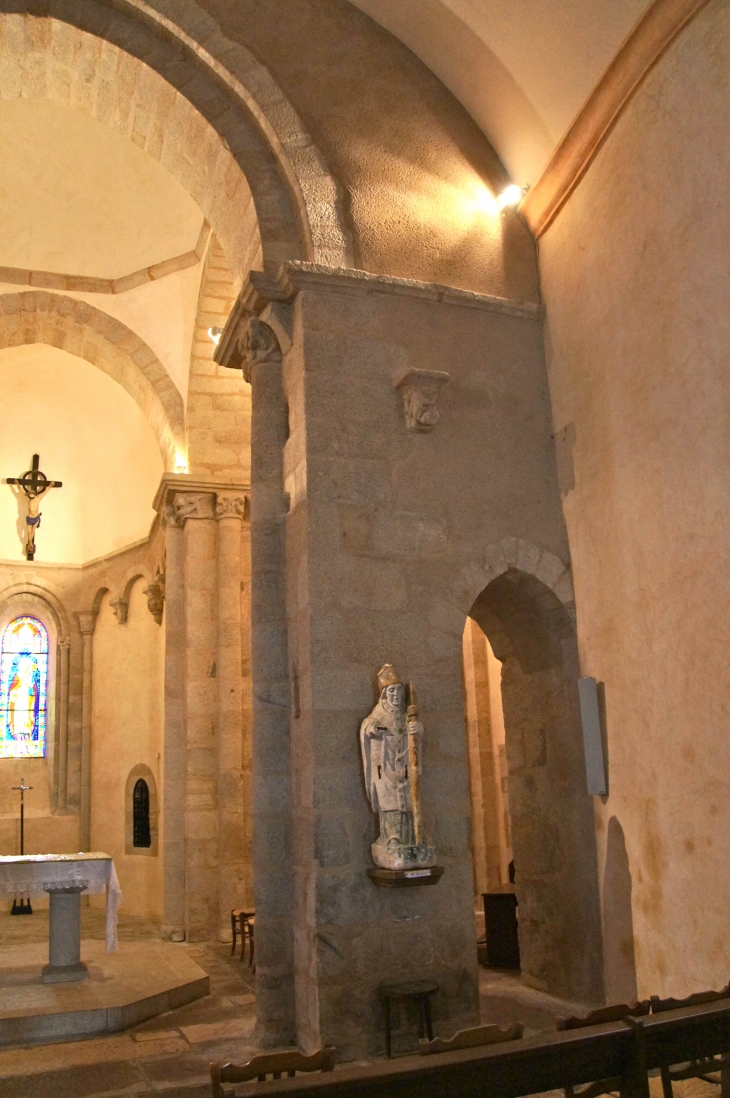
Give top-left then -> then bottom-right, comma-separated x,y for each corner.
162,504 -> 186,940
76,611 -> 97,851
217,268 -> 484,1059
215,491 -> 248,939
56,636 -> 71,812
155,474 -> 253,944
42,884 -> 88,983
176,490 -> 218,942
216,301 -> 295,1046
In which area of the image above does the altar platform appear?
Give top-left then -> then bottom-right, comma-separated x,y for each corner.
0,938 -> 209,1045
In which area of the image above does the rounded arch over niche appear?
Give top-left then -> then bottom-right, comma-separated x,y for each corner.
0,5 -> 350,279
468,564 -> 604,1005
125,763 -> 159,857
0,291 -> 183,469
0,575 -> 70,638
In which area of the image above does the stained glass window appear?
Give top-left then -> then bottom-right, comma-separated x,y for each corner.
0,617 -> 48,759
133,779 -> 151,847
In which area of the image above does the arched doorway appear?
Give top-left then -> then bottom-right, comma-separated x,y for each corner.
466,567 -> 604,1005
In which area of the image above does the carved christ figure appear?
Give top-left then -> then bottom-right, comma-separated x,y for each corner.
360,663 -> 435,870
24,483 -> 52,559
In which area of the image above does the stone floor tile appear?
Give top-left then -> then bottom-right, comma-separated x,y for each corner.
132,1030 -> 182,1043
1,1058 -> 144,1097
133,1038 -> 189,1058
140,1087 -> 210,1097
138,1054 -> 212,1087
179,1016 -> 255,1044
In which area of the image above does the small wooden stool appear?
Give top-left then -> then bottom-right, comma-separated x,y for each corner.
379,980 -> 439,1058
230,910 -> 255,964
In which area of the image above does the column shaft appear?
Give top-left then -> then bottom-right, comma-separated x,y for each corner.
182,498 -> 218,941
216,498 -> 247,938
250,354 -> 295,1046
163,519 -> 186,937
77,613 -> 96,851
56,637 -> 71,811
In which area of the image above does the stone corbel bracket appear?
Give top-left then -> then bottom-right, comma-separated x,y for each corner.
214,272 -> 291,378
395,368 -> 450,432
109,596 -> 129,625
143,570 -> 166,626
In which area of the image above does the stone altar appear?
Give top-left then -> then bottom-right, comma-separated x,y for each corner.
360,664 -> 437,871
0,853 -> 121,983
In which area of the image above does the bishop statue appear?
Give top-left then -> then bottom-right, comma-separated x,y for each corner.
360,663 -> 436,871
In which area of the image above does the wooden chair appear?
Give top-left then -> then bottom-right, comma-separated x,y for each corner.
650,983 -> 730,1098
556,1000 -> 651,1098
230,909 -> 254,965
419,1021 -> 524,1055
210,1047 -> 336,1097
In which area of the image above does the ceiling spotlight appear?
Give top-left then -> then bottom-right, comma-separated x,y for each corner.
208,326 -> 222,346
496,184 -> 523,211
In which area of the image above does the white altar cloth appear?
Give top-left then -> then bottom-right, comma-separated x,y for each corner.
0,853 -> 122,951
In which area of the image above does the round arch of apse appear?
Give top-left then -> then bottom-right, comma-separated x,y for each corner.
0,2 -> 351,281
0,291 -> 184,470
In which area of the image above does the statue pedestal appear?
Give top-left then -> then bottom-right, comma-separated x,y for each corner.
367,866 -> 444,888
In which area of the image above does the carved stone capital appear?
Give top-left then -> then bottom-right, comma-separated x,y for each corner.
110,596 -> 129,625
58,635 -> 71,649
143,571 -> 165,625
395,369 -> 450,432
161,500 -> 184,529
76,611 -> 97,635
172,491 -> 215,523
237,317 -> 282,384
215,493 -> 248,521
215,302 -> 282,383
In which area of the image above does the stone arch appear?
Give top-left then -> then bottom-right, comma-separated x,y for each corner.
0,574 -> 70,637
0,291 -> 184,469
0,4 -> 351,282
464,550 -> 604,1005
109,570 -> 153,625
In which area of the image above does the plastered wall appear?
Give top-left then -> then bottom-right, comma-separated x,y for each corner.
195,0 -> 539,302
0,344 -> 163,564
539,0 -> 730,1001
90,583 -> 164,918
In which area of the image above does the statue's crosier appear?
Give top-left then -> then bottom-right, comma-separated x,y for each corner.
360,664 -> 436,871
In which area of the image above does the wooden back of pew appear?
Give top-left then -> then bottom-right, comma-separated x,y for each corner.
651,984 -> 730,1013
419,1021 -> 524,1054
557,1001 -> 650,1031
211,1048 -> 336,1094
225,998 -> 730,1098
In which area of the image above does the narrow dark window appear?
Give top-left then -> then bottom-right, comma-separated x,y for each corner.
133,779 -> 151,848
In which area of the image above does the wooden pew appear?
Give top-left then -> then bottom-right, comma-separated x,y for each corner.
216,997 -> 730,1098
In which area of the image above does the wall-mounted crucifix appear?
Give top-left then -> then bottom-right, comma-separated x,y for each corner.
5,455 -> 63,561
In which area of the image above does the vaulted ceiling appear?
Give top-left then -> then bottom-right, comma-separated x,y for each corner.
348,0 -> 652,187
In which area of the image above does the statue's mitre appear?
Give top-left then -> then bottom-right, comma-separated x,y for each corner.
377,664 -> 402,691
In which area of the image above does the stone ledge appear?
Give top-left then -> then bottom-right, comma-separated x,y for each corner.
0,940 -> 209,1046
277,263 -> 545,320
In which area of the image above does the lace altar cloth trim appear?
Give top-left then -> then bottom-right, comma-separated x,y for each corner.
43,879 -> 89,891
0,853 -> 122,951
